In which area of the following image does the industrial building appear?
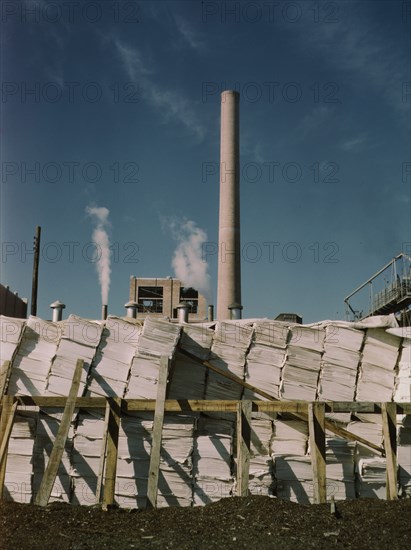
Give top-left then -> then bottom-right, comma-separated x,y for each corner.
129,276 -> 207,320
0,284 -> 27,319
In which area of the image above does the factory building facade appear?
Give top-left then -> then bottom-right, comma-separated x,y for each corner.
129,277 -> 207,320
0,284 -> 27,318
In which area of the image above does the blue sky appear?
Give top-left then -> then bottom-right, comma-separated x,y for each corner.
1,0 -> 410,322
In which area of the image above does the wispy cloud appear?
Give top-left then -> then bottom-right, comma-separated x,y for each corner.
115,40 -> 206,141
340,134 -> 367,152
295,6 -> 408,119
174,15 -> 205,52
296,105 -> 334,139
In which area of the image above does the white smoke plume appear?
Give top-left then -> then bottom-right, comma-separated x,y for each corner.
168,218 -> 211,304
85,206 -> 111,306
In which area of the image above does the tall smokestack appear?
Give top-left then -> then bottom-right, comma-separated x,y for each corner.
217,90 -> 241,320
102,304 -> 108,320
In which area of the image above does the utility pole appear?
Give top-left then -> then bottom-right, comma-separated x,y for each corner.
31,226 -> 41,316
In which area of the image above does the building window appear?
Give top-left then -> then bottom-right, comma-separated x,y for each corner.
180,287 -> 198,314
138,286 -> 163,314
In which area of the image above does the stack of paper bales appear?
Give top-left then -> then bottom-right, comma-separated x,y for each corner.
32,410 -> 73,503
0,315 -> 26,364
275,456 -> 313,504
46,315 -> 103,396
319,324 -> 363,422
205,322 -> 253,402
3,412 -> 36,503
8,317 -> 61,396
280,326 -> 324,400
355,457 -> 387,498
168,323 -> 213,400
347,419 -> 386,497
356,329 -> 401,402
273,419 -> 311,503
243,320 -> 288,401
71,411 -> 106,505
115,413 -> 194,508
324,437 -> 356,500
246,417 -> 274,496
87,316 -> 141,398
193,417 -> 233,505
126,318 -> 181,398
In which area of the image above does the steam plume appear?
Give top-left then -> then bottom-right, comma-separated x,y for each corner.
169,218 -> 211,304
86,206 -> 111,306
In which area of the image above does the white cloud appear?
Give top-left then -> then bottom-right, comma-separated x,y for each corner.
115,40 -> 206,141
340,135 -> 367,152
174,15 -> 205,52
296,105 -> 334,138
296,6 -> 408,119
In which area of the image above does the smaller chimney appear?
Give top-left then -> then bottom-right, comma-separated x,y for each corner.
176,302 -> 189,324
102,304 -> 108,320
228,302 -> 243,320
50,300 -> 65,322
124,301 -> 138,319
208,304 -> 214,322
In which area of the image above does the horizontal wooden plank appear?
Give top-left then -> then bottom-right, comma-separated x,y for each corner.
16,396 -> 107,408
9,396 -> 411,415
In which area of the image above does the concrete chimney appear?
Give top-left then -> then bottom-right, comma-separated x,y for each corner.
176,302 -> 189,323
217,90 -> 241,320
208,304 -> 214,322
102,304 -> 108,320
50,300 -> 65,322
124,301 -> 138,319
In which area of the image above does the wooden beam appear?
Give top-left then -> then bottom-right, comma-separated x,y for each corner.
308,402 -> 326,504
146,356 -> 169,508
179,348 -> 385,454
0,361 -> 12,403
16,396 -> 107,408
0,396 -> 16,498
9,395 -> 411,417
382,402 -> 397,500
0,401 -> 18,468
95,399 -> 111,504
102,397 -> 121,510
236,400 -> 252,496
34,359 -> 83,506
126,399 -> 308,414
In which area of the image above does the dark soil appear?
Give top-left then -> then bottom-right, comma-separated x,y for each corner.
1,496 -> 410,549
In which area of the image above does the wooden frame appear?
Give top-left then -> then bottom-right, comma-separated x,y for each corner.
2,394 -> 406,505
1,354 -> 408,506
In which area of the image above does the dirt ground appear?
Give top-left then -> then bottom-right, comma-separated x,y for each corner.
1,496 -> 410,549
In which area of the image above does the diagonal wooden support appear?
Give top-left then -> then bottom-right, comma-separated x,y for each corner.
34,359 -> 83,506
102,397 -> 121,510
308,402 -> 326,504
0,361 -> 12,404
146,356 -> 169,509
179,348 -> 384,454
236,399 -> 252,496
0,396 -> 17,498
382,402 -> 398,500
